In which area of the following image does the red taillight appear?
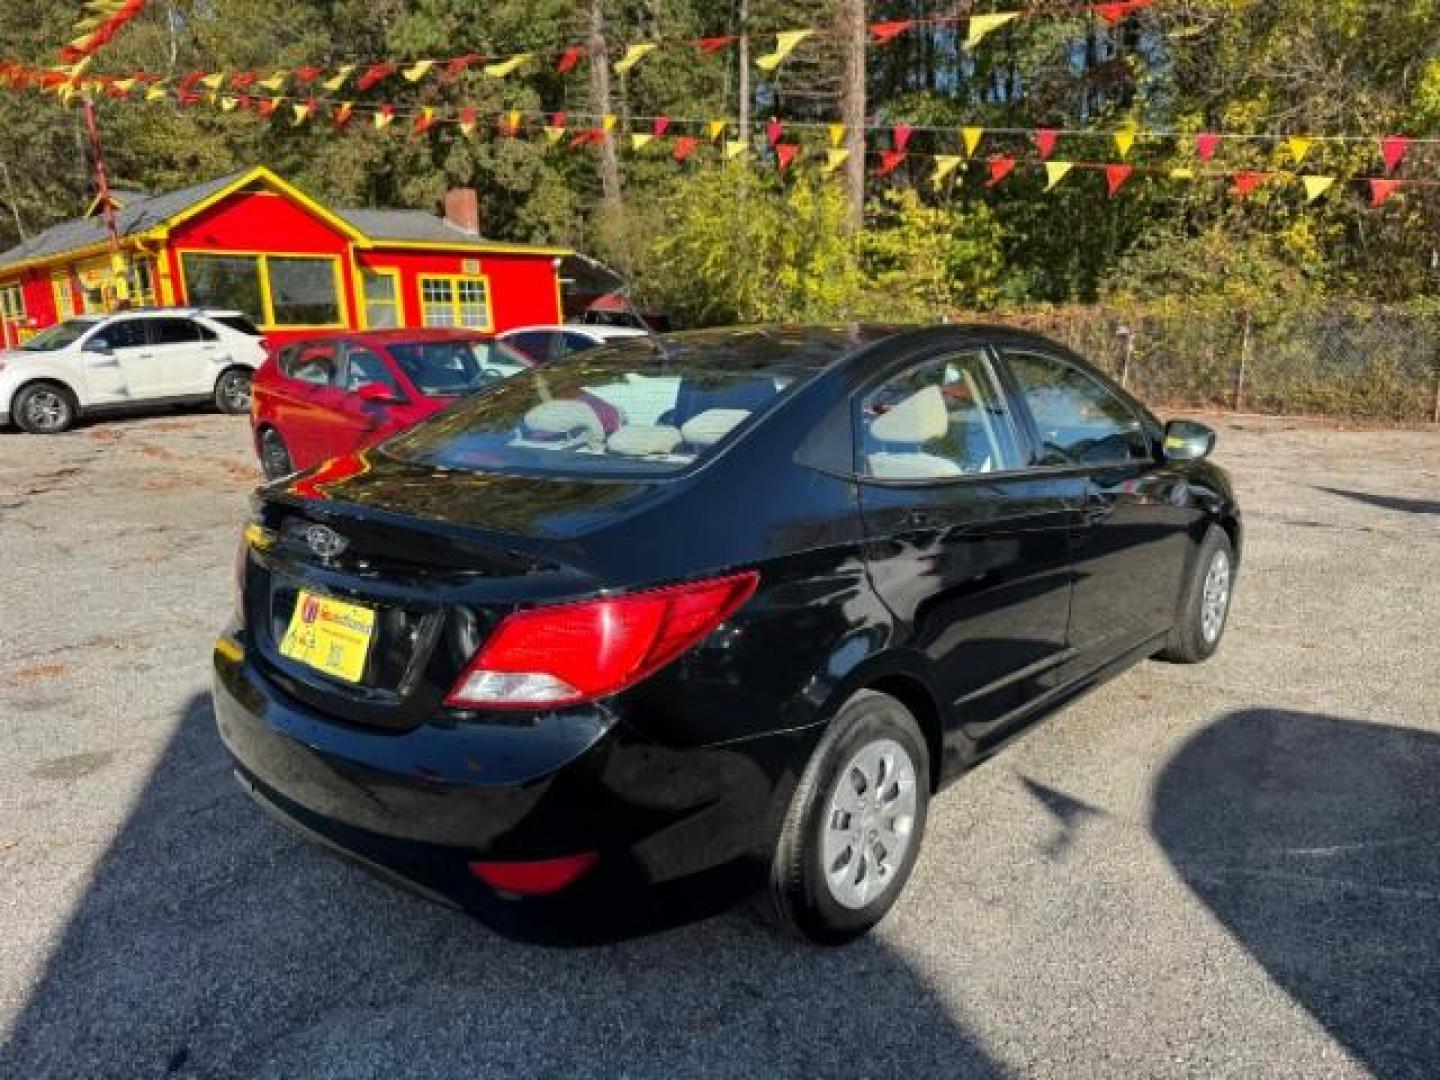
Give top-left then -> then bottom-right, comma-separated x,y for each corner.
445,571 -> 760,710
467,852 -> 598,896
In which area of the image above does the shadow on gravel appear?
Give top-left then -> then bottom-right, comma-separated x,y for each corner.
1316,486 -> 1440,517
1153,708 -> 1440,1077
0,693 -> 1001,1079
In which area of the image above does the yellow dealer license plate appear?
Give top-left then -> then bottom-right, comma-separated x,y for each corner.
279,590 -> 376,684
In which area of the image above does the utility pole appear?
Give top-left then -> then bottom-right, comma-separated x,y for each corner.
81,97 -> 130,309
736,0 -> 750,136
837,0 -> 867,231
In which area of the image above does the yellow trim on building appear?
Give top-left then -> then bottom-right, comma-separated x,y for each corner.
366,239 -> 571,257
162,166 -> 370,244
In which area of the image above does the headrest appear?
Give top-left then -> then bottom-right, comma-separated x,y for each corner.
869,385 -> 948,444
514,399 -> 604,450
607,424 -> 683,457
680,408 -> 750,448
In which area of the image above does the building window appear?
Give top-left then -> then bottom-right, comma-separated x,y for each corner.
129,259 -> 157,307
51,272 -> 76,319
0,282 -> 24,321
419,275 -> 490,329
180,252 -> 342,328
361,269 -> 401,329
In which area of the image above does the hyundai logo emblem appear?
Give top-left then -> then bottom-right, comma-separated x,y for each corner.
303,524 -> 348,560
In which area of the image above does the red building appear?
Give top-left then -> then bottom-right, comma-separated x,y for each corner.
0,166 -> 568,347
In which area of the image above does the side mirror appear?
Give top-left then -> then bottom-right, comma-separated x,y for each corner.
355,381 -> 401,405
1163,419 -> 1216,462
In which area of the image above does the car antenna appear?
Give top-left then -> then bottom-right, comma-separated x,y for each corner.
617,283 -> 672,366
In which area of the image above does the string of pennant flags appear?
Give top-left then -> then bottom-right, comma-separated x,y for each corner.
16,0 -> 1157,105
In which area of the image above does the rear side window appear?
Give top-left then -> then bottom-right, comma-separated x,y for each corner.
149,317 -> 213,345
384,335 -> 826,478
213,314 -> 263,336
859,351 -> 1022,480
1005,351 -> 1149,465
504,331 -> 557,363
93,319 -> 148,350
281,343 -> 338,386
388,339 -> 530,396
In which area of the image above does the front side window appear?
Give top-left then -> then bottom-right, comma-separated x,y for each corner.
420,276 -> 490,329
385,335 -> 825,478
1005,351 -> 1150,465
91,319 -> 148,351
342,346 -> 401,394
21,318 -> 97,352
387,339 -> 529,397
859,351 -> 1022,480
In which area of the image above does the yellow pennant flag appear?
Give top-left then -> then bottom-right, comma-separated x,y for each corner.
931,154 -> 963,188
374,110 -> 394,131
258,71 -> 287,91
145,84 -> 167,101
822,148 -> 850,174
111,77 -> 136,94
707,119 -> 727,140
220,96 -> 238,111
966,12 -> 1019,49
484,53 -> 531,78
724,139 -> 749,160
602,113 -> 618,132
1302,175 -> 1335,202
505,109 -> 522,132
402,60 -> 435,83
756,30 -> 814,71
1113,130 -> 1137,159
544,125 -> 565,144
1287,136 -> 1314,165
613,42 -> 657,74
322,65 -> 355,91
962,127 -> 984,157
630,132 -> 654,150
291,102 -> 313,125
828,123 -> 846,148
1044,161 -> 1075,191
199,72 -> 225,91
1169,167 -> 1195,180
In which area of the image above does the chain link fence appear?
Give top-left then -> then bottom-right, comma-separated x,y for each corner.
988,302 -> 1440,423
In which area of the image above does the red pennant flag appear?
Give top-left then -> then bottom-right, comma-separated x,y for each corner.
694,36 -> 735,53
556,45 -> 584,73
893,123 -> 913,152
551,110 -> 568,128
444,55 -> 479,80
876,151 -> 907,177
765,118 -> 783,146
1105,164 -> 1133,196
458,107 -> 479,134
776,143 -> 800,170
570,129 -> 605,148
1370,178 -> 1402,208
230,71 -> 259,90
358,63 -> 395,91
332,102 -> 353,128
868,20 -> 915,44
1231,171 -> 1267,198
986,156 -> 1017,187
413,109 -> 435,136
293,66 -> 322,85
1034,129 -> 1059,160
1380,136 -> 1410,174
376,103 -> 396,128
652,116 -> 670,138
1195,132 -> 1221,161
235,94 -> 253,111
256,98 -> 280,118
673,135 -> 699,162
1093,0 -> 1153,24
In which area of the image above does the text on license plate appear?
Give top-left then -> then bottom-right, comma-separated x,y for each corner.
279,590 -> 376,683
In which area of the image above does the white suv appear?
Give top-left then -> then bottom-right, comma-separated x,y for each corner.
0,308 -> 268,434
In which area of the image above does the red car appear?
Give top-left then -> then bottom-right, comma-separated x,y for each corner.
251,330 -> 533,478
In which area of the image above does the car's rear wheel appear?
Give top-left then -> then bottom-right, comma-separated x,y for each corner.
13,381 -> 78,434
259,427 -> 293,479
214,367 -> 253,415
768,690 -> 930,946
1157,526 -> 1235,664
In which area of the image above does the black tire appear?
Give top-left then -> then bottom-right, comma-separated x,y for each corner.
12,381 -> 78,434
258,427 -> 293,480
214,367 -> 253,415
768,690 -> 930,946
1157,526 -> 1235,664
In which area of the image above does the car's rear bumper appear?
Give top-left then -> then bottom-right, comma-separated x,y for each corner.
212,632 -> 813,918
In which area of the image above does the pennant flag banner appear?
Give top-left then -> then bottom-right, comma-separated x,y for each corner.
876,151 -> 907,177
402,60 -> 435,83
1104,164 -> 1133,196
869,20 -> 915,44
673,135 -> 699,162
823,148 -> 851,175
413,106 -> 436,135
324,64 -> 357,91
601,114 -> 617,132
987,156 -> 1017,187
1287,136 -> 1314,165
59,0 -> 146,64
1302,175 -> 1335,202
1113,130 -> 1137,159
966,13 -> 1020,49
1093,0 -> 1153,24
291,100 -> 314,126
962,126 -> 985,157
756,30 -> 814,71
629,132 -> 653,151
1195,133 -> 1221,162
258,71 -> 287,92
458,107 -> 478,136
543,124 -> 565,144
374,104 -> 395,130
652,116 -> 670,138
828,123 -> 846,148
555,46 -> 584,73
1381,136 -> 1410,174
332,101 -> 354,128
1045,161 -> 1075,191
694,36 -> 734,54
1370,178 -> 1401,207
1168,167 -> 1194,179
485,53 -> 531,78
1034,129 -> 1059,160
724,139 -> 748,160
707,119 -> 727,140
1232,171 -> 1267,199
766,117 -> 783,146
931,154 -> 963,188
776,143 -> 800,170
893,123 -> 913,152
613,42 -> 656,74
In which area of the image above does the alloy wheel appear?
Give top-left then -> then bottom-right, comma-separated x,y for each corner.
821,737 -> 918,910
1200,549 -> 1231,644
23,389 -> 70,432
220,372 -> 252,413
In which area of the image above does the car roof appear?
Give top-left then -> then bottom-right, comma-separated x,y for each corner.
502,323 -> 648,339
334,328 -> 496,344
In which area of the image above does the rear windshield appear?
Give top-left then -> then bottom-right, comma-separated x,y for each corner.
388,339 -> 531,397
383,333 -> 829,477
213,314 -> 262,336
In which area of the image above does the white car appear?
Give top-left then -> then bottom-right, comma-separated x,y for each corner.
498,323 -> 647,366
0,308 -> 268,433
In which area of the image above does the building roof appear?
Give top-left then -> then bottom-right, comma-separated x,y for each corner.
0,167 -> 570,276
0,170 -> 249,270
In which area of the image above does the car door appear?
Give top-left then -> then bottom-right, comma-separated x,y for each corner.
855,342 -> 1085,754
332,343 -> 414,452
276,342 -> 342,468
146,316 -> 218,395
1000,346 -> 1197,665
77,318 -> 149,403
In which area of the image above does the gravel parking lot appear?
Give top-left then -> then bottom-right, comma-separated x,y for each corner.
1,408 -> 1437,1079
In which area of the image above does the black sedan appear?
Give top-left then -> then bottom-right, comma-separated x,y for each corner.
214,325 -> 1240,945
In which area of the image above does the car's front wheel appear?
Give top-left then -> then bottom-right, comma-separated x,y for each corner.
768,690 -> 930,945
13,381 -> 78,434
214,368 -> 253,415
1158,526 -> 1235,664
